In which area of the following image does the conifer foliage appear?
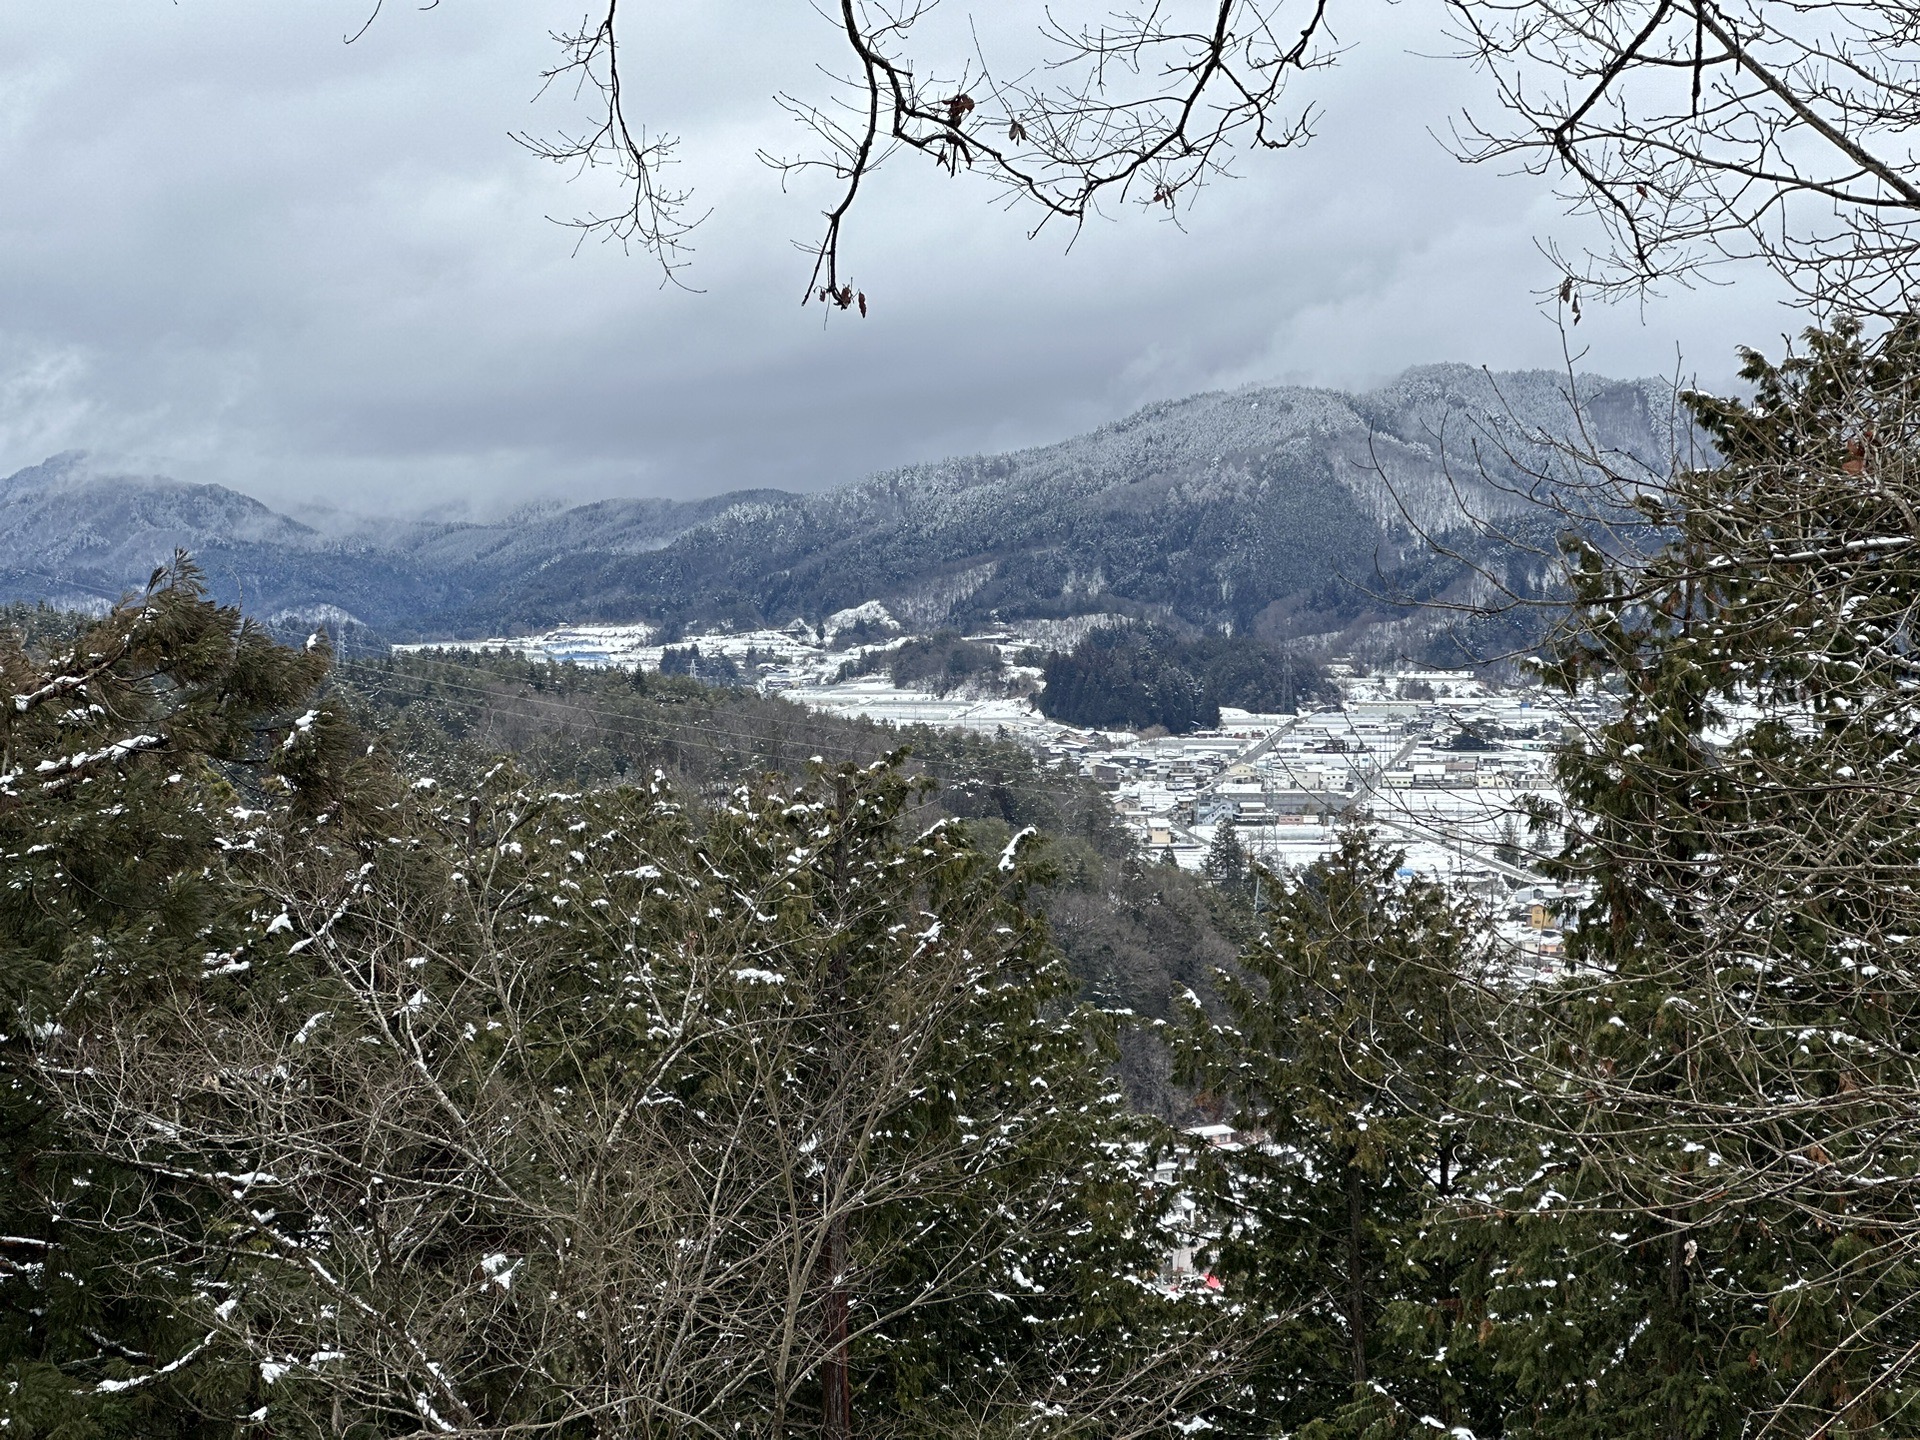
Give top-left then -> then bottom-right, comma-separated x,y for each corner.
1167,321 -> 1920,1438
1,563 -> 1226,1439
1513,318 -> 1920,1435
1202,824 -> 1248,892
16,317 -> 1920,1440
1176,832 -> 1502,1439
0,558 -> 347,1437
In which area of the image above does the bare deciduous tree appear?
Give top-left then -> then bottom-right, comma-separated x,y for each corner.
1448,0 -> 1920,318
515,0 -> 1341,304
486,0 -> 1920,315
37,757 -> 1237,1438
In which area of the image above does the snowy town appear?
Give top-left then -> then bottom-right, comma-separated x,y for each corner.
397,609 -> 1601,971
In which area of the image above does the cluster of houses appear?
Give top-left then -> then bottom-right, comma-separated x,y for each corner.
1090,677 -> 1567,856
1068,672 -> 1606,976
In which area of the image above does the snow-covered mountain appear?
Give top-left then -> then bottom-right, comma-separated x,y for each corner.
0,452 -> 318,601
469,364 -> 1677,643
0,365 -> 1679,645
0,455 -> 772,627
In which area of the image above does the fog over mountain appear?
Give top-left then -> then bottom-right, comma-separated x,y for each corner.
0,2 -> 1764,519
0,364 -> 1677,650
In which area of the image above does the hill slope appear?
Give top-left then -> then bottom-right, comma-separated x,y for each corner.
0,366 -> 1676,646
430,364 -> 1678,644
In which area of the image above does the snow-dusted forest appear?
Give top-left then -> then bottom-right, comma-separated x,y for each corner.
8,323 -> 1920,1440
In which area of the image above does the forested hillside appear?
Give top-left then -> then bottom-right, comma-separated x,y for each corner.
323,646 -> 1253,1107
0,565 -> 1233,1439
441,365 -> 1674,644
0,366 -> 1675,654
1036,625 -> 1339,732
0,453 -> 774,631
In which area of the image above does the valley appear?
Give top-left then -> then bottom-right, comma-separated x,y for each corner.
10,8 -> 1914,1429
398,607 -> 1593,972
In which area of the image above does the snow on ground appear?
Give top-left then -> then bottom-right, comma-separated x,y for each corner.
393,625 -> 1594,969
779,676 -> 1063,741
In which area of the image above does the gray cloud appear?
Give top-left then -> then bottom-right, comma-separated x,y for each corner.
0,1 -> 1783,520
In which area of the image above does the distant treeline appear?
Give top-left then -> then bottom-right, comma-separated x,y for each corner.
659,642 -> 742,685
1037,624 -> 1336,733
833,630 -> 1007,694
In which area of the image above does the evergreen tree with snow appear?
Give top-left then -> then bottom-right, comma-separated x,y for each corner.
1478,319 -> 1920,1437
0,558 -> 362,1437
1203,823 -> 1248,891
1176,828 -> 1506,1438
22,688 -> 1226,1438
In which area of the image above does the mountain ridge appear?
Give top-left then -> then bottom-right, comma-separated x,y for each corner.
0,364 -> 1680,650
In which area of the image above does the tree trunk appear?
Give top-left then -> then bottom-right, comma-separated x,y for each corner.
1667,1225 -> 1691,1440
822,1216 -> 852,1440
822,773 -> 855,1440
1345,1158 -> 1368,1387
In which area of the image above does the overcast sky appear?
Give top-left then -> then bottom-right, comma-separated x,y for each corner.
0,2 -> 1784,520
